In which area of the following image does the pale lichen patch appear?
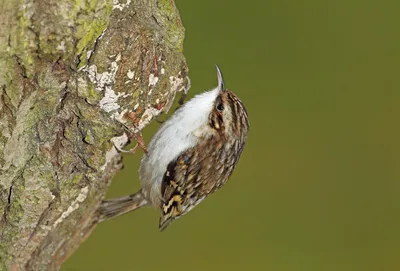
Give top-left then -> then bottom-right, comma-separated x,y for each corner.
115,53 -> 121,62
148,73 -> 159,87
84,53 -> 123,113
56,41 -> 66,52
137,108 -> 161,130
87,50 -> 93,60
111,108 -> 128,123
101,133 -> 129,171
77,77 -> 87,91
121,92 -> 132,98
169,75 -> 184,93
99,86 -> 121,112
113,0 -> 132,11
127,69 -> 135,79
159,74 -> 187,113
85,52 -> 120,90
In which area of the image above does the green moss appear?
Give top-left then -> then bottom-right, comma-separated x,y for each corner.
86,155 -> 98,169
158,0 -> 175,15
9,196 -> 24,221
0,259 -> 7,271
157,0 -> 185,52
32,195 -> 41,205
7,3 -> 37,78
75,19 -> 104,55
91,124 -> 115,145
74,0 -> 84,10
42,171 -> 57,192
87,84 -> 103,103
71,173 -> 84,185
84,129 -> 95,145
0,176 -> 25,258
78,81 -> 102,104
88,0 -> 100,11
62,155 -> 73,169
131,88 -> 141,100
75,1 -> 113,56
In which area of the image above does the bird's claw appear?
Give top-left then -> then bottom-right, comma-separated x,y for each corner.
131,131 -> 148,154
115,123 -> 148,154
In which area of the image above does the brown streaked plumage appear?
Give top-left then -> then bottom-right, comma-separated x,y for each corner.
159,90 -> 249,230
99,65 -> 249,231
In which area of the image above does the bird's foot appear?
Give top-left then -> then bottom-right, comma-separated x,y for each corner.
114,123 -> 148,154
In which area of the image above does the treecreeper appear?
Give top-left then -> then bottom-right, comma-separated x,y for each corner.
99,66 -> 249,231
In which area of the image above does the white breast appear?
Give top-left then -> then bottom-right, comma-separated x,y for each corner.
139,87 -> 219,206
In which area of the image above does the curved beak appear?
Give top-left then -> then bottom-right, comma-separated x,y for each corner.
216,65 -> 226,92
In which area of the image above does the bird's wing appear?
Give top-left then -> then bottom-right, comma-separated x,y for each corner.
159,146 -> 211,231
158,136 -> 235,231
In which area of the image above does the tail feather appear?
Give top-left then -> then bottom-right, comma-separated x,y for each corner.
99,190 -> 148,222
159,216 -> 175,232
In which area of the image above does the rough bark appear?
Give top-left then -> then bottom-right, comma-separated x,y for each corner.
0,0 -> 187,269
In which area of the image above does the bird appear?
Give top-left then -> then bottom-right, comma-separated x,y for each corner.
99,65 -> 249,231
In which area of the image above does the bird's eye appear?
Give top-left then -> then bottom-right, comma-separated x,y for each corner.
216,104 -> 224,112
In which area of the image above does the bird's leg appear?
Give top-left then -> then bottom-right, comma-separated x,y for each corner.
114,123 -> 148,154
127,129 -> 148,154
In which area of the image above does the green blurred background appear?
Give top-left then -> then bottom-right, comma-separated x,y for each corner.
64,0 -> 400,270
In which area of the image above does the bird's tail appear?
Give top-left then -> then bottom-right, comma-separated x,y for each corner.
98,190 -> 148,222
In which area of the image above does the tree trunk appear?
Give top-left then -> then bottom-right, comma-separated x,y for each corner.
0,0 -> 187,269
